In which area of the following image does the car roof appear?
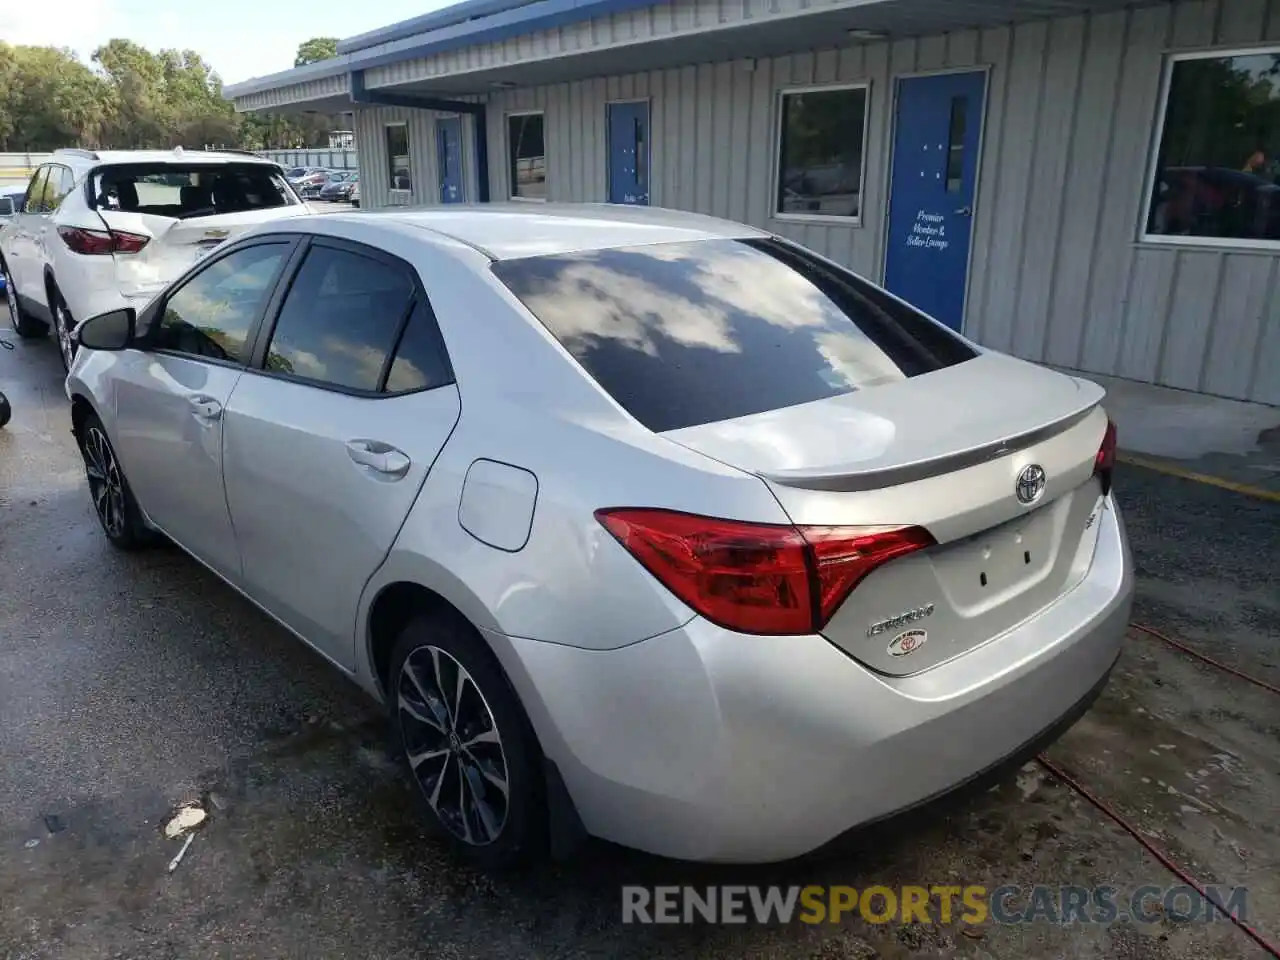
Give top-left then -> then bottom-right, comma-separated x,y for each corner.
52,149 -> 277,168
312,203 -> 768,260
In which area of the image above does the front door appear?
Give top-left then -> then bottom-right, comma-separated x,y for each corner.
437,117 -> 465,204
607,101 -> 650,205
110,240 -> 295,582
884,71 -> 986,331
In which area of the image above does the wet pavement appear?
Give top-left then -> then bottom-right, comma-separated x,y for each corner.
2,333 -> 1277,959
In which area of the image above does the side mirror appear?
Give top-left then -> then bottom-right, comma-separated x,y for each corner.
76,307 -> 135,351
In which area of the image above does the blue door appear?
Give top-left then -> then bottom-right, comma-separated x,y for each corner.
607,101 -> 649,205
437,116 -> 464,204
884,71 -> 986,331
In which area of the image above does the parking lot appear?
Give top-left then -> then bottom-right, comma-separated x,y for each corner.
1,332 -> 1277,960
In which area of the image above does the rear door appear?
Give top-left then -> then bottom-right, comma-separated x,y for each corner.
110,239 -> 296,581
222,238 -> 460,669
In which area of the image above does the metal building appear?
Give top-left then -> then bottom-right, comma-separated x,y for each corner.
225,0 -> 1280,405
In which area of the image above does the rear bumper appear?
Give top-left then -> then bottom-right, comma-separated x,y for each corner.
494,497 -> 1134,863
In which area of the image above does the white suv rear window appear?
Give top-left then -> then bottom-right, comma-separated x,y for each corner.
91,163 -> 297,219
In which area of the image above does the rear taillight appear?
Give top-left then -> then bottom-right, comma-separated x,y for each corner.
1094,419 -> 1117,495
58,226 -> 150,256
595,508 -> 934,636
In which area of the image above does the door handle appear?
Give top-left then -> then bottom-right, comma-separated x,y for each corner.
187,394 -> 222,420
955,205 -> 973,216
345,439 -> 411,478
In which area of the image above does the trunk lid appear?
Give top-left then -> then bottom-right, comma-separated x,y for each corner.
663,353 -> 1112,675
96,207 -> 308,301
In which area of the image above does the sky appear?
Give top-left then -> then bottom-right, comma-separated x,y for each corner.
0,0 -> 453,85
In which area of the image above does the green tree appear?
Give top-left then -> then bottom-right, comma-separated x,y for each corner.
0,43 -> 113,150
0,38 -> 341,153
295,37 -> 338,67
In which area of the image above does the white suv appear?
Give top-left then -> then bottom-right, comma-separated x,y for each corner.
0,148 -> 308,369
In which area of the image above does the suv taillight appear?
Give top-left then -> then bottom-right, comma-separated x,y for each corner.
58,226 -> 149,255
595,508 -> 935,636
1094,419 -> 1117,496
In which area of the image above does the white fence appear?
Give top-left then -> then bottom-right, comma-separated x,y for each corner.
0,152 -> 51,186
257,148 -> 358,171
0,148 -> 359,186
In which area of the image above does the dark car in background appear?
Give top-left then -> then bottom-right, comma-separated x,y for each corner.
318,171 -> 359,202
1148,166 -> 1280,240
295,169 -> 349,199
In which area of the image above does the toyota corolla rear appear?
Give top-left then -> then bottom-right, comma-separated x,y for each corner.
486,233 -> 1133,863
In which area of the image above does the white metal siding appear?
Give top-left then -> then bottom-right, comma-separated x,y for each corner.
354,0 -> 1280,404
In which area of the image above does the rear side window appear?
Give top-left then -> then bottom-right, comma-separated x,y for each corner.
46,165 -> 75,210
492,237 -> 976,432
384,300 -> 454,393
264,244 -> 444,394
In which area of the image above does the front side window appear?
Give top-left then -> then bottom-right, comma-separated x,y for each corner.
1147,50 -> 1280,243
776,86 -> 868,219
263,245 -> 421,392
386,124 -> 412,192
492,237 -> 975,432
153,243 -> 289,362
508,113 -> 547,200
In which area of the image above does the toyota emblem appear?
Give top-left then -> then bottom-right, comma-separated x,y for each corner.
1016,464 -> 1047,504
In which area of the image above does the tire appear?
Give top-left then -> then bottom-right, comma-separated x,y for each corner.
389,611 -> 547,869
48,285 -> 77,371
77,411 -> 155,550
1,257 -> 47,339
351,200 -> 360,208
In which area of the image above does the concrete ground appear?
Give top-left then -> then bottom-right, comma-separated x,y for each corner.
1060,369 -> 1280,497
1,336 -> 1277,960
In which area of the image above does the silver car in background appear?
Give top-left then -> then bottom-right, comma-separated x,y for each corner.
66,205 -> 1132,868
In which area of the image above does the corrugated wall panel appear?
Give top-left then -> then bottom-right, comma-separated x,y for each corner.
1042,9 -> 1125,371
1161,251 -> 1224,390
352,0 -> 1280,404
1203,256 -> 1274,398
1253,278 -> 1280,404
974,21 -> 1045,353
1119,248 -> 1177,383
1078,3 -> 1170,378
1011,15 -> 1083,363
963,25 -> 1010,347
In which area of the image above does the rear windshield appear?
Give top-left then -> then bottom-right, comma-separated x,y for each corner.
90,163 -> 297,219
492,237 -> 977,432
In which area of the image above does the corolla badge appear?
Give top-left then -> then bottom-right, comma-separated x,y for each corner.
1016,464 -> 1047,505
866,603 -> 935,637
887,628 -> 928,658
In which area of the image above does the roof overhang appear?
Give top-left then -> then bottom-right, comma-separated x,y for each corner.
226,0 -> 1165,113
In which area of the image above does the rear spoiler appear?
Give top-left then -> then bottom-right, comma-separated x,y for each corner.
761,403 -> 1100,492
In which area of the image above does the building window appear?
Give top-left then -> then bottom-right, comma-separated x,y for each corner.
1146,49 -> 1280,245
775,85 -> 868,220
508,113 -> 546,200
386,123 -> 412,192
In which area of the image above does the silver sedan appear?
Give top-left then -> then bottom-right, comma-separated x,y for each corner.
65,204 -> 1134,868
